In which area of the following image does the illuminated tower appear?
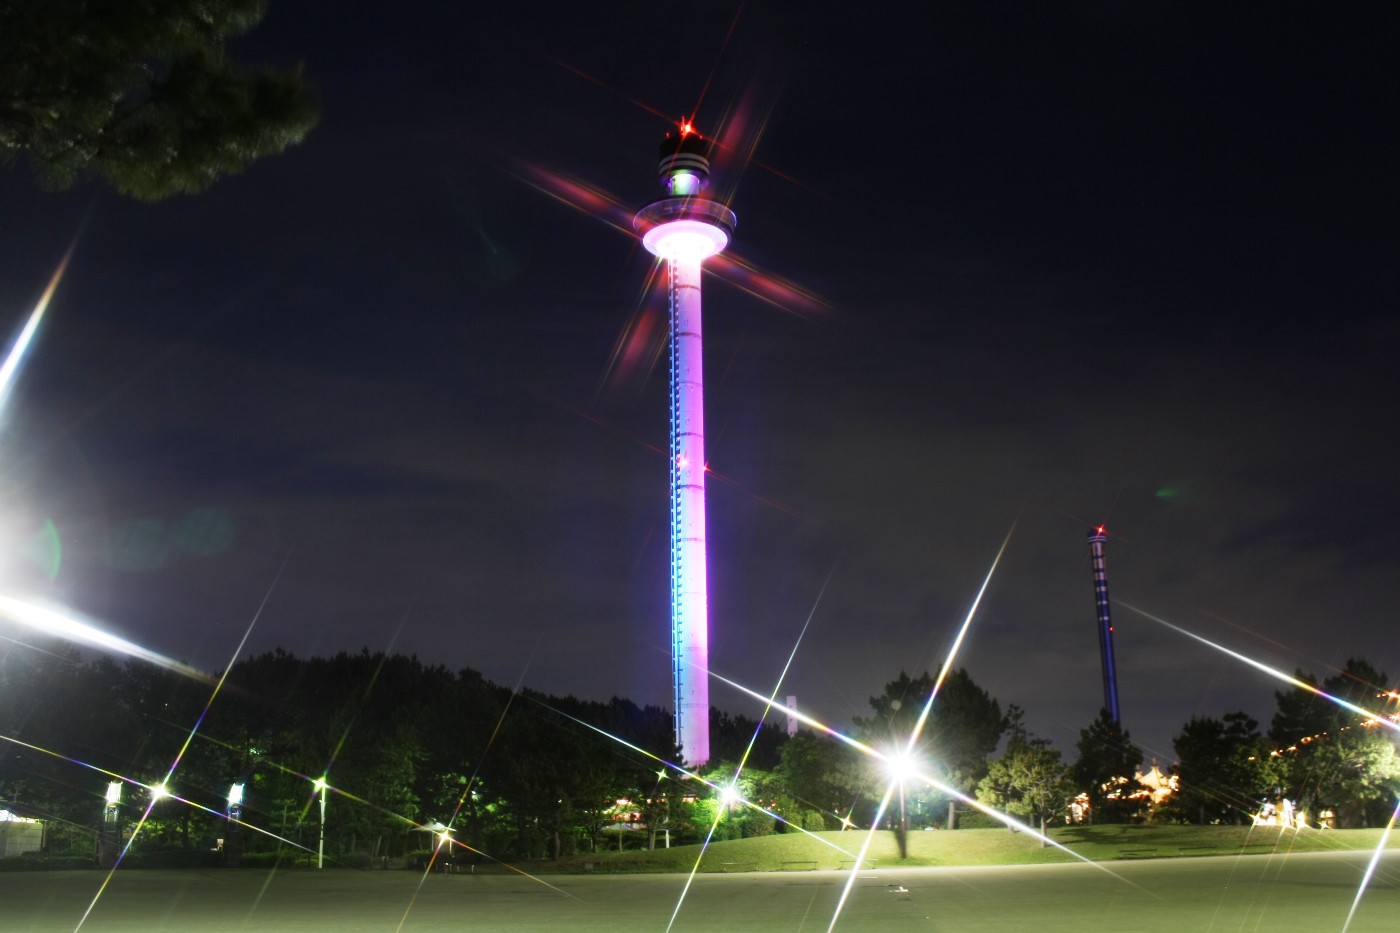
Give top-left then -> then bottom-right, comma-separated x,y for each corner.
1086,527 -> 1122,724
634,123 -> 736,766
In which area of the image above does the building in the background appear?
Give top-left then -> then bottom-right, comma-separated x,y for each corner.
0,808 -> 43,856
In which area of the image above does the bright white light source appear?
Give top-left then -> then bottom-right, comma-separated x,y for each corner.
105,782 -> 122,805
887,751 -> 917,783
228,783 -> 244,806
643,220 -> 729,262
150,783 -> 169,801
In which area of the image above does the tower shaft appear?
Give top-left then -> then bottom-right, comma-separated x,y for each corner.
1087,529 -> 1121,724
635,124 -> 735,767
669,255 -> 710,766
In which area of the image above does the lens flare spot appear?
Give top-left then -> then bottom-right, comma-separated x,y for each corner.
22,518 -> 62,580
105,518 -> 169,572
173,507 -> 235,557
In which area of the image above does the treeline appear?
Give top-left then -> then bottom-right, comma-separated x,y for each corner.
1164,658 -> 1400,828
0,644 -> 796,862
3,646 -> 1398,867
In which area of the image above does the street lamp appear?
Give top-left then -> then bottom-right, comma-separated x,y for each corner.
719,784 -> 741,812
99,781 -> 122,869
226,782 -> 245,866
312,776 -> 328,869
436,826 -> 453,871
417,821 -> 453,872
886,750 -> 916,859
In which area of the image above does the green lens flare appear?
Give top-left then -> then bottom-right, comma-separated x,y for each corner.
23,518 -> 63,580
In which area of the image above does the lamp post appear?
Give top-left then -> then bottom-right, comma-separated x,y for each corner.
313,777 -> 327,869
436,825 -> 453,872
226,782 -> 244,867
99,781 -> 121,869
887,750 -> 913,860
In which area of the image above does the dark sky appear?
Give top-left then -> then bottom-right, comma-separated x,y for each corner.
1,2 -> 1396,763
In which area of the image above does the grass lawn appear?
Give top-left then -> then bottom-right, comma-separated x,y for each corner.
6,829 -> 1400,931
512,823 -> 1400,874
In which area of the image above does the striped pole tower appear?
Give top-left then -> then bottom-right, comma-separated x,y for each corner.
1087,526 -> 1122,724
634,122 -> 736,767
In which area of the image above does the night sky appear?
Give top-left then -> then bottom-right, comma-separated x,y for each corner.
1,2 -> 1396,764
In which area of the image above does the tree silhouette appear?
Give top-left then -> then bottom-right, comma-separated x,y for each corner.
1072,709 -> 1143,823
1268,658 -> 1400,827
1167,711 -> 1275,824
1,0 -> 317,199
977,706 -> 1073,838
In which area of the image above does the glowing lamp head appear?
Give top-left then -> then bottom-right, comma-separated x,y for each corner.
634,177 -> 735,256
643,219 -> 730,261
885,749 -> 918,783
150,783 -> 169,801
105,781 -> 122,805
228,783 -> 244,807
313,776 -> 328,793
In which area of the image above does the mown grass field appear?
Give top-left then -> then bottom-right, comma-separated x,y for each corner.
507,823 -> 1400,874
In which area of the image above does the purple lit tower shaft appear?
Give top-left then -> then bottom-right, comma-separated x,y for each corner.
1087,528 -> 1122,724
668,253 -> 709,764
635,127 -> 735,766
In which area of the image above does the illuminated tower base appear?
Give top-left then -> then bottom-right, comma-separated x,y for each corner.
635,124 -> 735,767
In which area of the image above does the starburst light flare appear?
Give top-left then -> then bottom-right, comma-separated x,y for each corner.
72,566 -> 281,932
1122,601 -> 1400,925
1342,799 -> 1400,932
0,240 -> 76,420
531,696 -> 862,859
904,524 -> 1015,757
826,526 -> 1012,929
0,595 -> 208,680
664,568 -> 836,931
1119,602 -> 1400,734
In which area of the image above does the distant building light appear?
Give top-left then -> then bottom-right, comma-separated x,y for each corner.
0,809 -> 41,823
